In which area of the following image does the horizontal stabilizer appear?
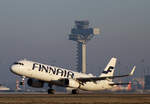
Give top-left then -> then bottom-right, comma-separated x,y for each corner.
109,82 -> 130,86
76,66 -> 136,83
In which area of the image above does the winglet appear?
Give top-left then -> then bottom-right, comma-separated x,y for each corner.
129,66 -> 136,75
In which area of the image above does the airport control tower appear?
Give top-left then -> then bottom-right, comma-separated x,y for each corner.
69,20 -> 100,73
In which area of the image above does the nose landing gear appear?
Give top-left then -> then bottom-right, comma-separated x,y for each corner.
20,76 -> 25,85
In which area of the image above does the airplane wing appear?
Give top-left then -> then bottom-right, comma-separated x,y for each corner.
76,66 -> 136,83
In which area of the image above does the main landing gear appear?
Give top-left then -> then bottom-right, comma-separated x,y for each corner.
48,89 -> 55,94
72,89 -> 79,94
48,84 -> 55,94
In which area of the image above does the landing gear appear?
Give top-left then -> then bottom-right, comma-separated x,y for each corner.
48,89 -> 55,94
19,76 -> 26,91
48,83 -> 55,94
20,76 -> 25,85
72,89 -> 79,94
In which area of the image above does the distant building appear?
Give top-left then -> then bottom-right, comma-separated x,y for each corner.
144,75 -> 150,89
0,84 -> 10,91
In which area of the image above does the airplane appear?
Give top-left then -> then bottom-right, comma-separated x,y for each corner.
10,57 -> 136,94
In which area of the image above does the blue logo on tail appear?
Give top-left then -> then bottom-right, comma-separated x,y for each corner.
102,66 -> 114,74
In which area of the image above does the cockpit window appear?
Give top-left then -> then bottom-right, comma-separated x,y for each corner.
14,62 -> 24,65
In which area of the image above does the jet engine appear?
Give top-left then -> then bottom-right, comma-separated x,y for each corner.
54,79 -> 80,88
27,78 -> 44,88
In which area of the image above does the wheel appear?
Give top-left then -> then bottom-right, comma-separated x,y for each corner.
48,89 -> 55,94
72,89 -> 79,94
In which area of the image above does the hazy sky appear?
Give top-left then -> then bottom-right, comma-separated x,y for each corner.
0,0 -> 150,88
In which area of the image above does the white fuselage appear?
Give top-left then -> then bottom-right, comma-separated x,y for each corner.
10,60 -> 114,91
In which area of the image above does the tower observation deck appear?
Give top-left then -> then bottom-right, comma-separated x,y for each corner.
69,20 -> 100,73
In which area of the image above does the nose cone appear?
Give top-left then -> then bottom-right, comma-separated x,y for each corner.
10,65 -> 17,74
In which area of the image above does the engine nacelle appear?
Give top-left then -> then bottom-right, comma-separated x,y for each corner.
27,78 -> 44,88
57,79 -> 80,88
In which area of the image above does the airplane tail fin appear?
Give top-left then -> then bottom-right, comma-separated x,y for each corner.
99,57 -> 117,79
